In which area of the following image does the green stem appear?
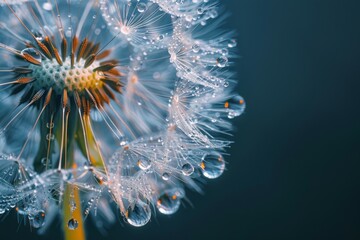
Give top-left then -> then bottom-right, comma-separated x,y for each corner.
34,103 -> 107,240
61,107 -> 87,240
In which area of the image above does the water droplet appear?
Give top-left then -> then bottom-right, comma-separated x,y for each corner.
181,163 -> 194,176
90,110 -> 102,122
216,56 -> 228,68
138,158 -> 151,171
0,208 -> 5,214
46,133 -> 55,141
200,152 -> 225,179
95,28 -> 101,35
209,9 -> 218,18
185,15 -> 193,22
228,39 -> 237,48
30,210 -> 46,228
68,218 -> 78,230
70,201 -> 77,212
65,30 -> 72,38
162,172 -> 170,181
192,44 -> 200,53
42,2 -> 52,11
41,158 -> 51,166
156,189 -> 182,215
21,48 -> 41,63
36,36 -> 44,42
221,48 -> 229,56
137,3 -> 147,13
225,95 -> 246,119
125,201 -> 151,227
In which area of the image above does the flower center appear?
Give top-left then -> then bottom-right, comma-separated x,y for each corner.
29,58 -> 104,94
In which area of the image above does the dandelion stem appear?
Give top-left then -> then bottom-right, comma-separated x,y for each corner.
63,183 -> 85,240
63,116 -> 85,240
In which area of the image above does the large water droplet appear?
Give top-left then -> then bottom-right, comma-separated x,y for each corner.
137,158 -> 151,171
30,210 -> 46,228
68,218 -> 78,230
181,163 -> 194,176
21,48 -> 42,63
200,152 -> 225,179
125,201 -> 151,227
156,189 -> 182,215
225,95 -> 246,119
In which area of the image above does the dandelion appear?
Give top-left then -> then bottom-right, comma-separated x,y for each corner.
0,0 -> 245,239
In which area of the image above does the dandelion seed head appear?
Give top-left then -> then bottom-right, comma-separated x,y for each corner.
29,58 -> 105,94
0,0 -> 245,234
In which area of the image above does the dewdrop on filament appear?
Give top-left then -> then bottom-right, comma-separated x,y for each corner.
0,0 -> 245,239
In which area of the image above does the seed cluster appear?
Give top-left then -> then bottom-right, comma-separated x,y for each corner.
30,58 -> 104,94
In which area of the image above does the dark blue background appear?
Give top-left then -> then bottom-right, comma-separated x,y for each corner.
1,0 -> 359,239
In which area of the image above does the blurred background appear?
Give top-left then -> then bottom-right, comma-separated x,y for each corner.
1,0 -> 360,239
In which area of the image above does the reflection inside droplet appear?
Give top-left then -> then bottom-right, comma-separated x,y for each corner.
68,218 -> 78,230
125,201 -> 151,227
200,152 -> 225,179
156,189 -> 183,215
